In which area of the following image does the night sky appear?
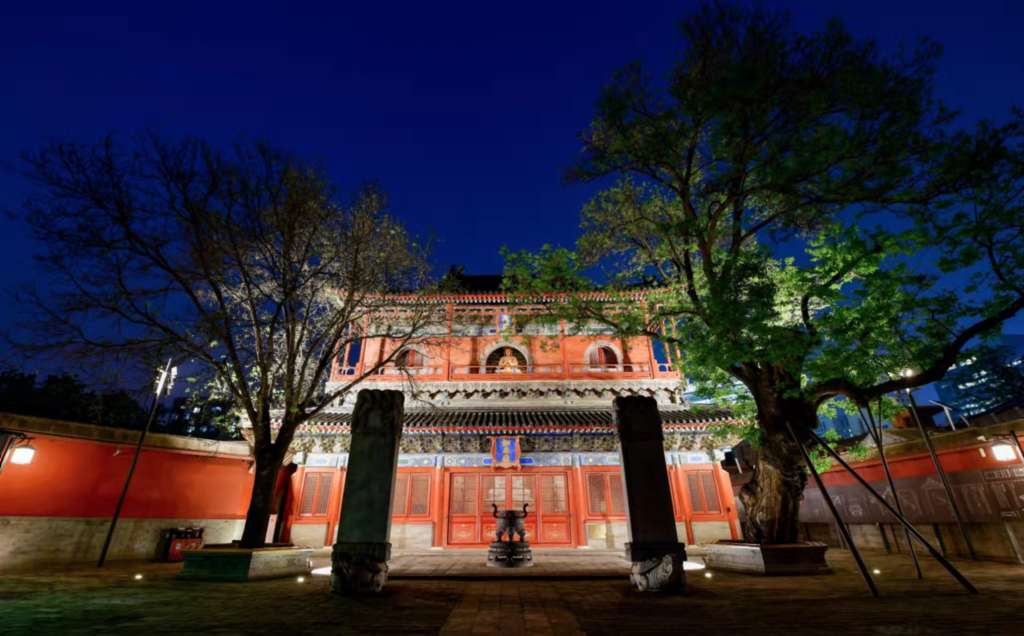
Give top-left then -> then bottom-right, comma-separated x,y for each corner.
2,0 -> 1023,350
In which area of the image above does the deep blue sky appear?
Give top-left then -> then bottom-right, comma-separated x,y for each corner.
2,0 -> 1023,347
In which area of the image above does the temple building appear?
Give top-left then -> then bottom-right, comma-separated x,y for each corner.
279,278 -> 741,551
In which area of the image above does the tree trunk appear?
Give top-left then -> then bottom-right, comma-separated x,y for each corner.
737,377 -> 817,544
238,448 -> 283,548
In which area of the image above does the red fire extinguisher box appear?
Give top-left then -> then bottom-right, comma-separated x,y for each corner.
161,527 -> 205,562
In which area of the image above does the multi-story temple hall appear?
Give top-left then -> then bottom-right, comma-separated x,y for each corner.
278,275 -> 740,566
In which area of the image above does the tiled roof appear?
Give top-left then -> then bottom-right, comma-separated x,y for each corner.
296,407 -> 733,435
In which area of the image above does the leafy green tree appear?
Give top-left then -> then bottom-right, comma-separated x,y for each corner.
505,4 -> 1024,543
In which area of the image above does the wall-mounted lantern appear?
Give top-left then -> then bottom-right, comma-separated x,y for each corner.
0,429 -> 37,472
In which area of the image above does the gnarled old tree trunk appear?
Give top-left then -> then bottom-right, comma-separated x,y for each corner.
239,447 -> 282,548
737,372 -> 818,544
238,412 -> 298,549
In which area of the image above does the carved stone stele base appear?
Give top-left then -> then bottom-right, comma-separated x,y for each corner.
626,542 -> 686,593
331,541 -> 391,594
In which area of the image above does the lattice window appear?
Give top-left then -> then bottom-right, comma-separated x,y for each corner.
392,475 -> 409,515
299,473 -> 319,516
299,472 -> 333,517
511,476 -> 535,509
392,473 -> 431,516
587,474 -> 607,514
701,472 -> 721,513
587,473 -> 626,516
609,474 -> 626,514
541,475 -> 567,513
450,475 -> 477,514
314,474 -> 333,515
482,476 -> 506,508
409,474 -> 430,515
687,473 -> 705,513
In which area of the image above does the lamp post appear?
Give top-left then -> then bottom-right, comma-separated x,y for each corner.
901,369 -> 976,560
97,359 -> 177,567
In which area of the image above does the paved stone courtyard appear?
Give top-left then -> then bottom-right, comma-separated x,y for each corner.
2,549 -> 1023,635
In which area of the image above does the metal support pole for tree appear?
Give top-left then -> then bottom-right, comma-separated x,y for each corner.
930,400 -> 958,431
784,421 -> 879,598
1011,431 -> 1024,466
806,428 -> 978,594
98,360 -> 175,567
905,390 -> 977,560
859,403 -> 922,579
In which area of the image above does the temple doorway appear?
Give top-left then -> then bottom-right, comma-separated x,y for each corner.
445,471 -> 572,546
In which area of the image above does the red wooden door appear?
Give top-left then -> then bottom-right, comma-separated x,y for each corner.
447,473 -> 480,544
479,474 -> 507,542
447,471 -> 574,546
536,473 -> 572,544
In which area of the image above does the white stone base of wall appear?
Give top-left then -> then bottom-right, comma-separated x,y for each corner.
585,521 -> 629,549
289,523 -> 330,549
0,516 -> 244,571
391,522 -> 434,550
690,521 -> 732,544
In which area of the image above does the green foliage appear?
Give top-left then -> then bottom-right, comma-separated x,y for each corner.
808,429 -> 842,474
846,440 -> 873,463
500,244 -> 592,295
504,2 -> 1024,433
708,417 -> 761,448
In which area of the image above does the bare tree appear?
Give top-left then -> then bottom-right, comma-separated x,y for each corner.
15,135 -> 442,547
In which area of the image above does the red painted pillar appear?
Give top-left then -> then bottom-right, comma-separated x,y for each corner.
431,460 -> 445,547
571,459 -> 588,547
716,465 -> 740,540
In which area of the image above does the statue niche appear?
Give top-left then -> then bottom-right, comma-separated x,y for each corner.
486,346 -> 526,374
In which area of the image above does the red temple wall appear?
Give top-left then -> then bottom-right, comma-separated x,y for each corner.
0,419 -> 253,569
0,431 -> 252,519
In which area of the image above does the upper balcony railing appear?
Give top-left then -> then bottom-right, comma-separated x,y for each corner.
567,363 -> 651,378
374,366 -> 445,377
450,364 -> 565,380
346,361 -> 678,382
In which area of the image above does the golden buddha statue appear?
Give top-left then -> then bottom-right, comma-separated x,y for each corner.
496,347 -> 522,373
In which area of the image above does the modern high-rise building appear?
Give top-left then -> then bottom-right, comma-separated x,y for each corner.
934,334 -> 1024,417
